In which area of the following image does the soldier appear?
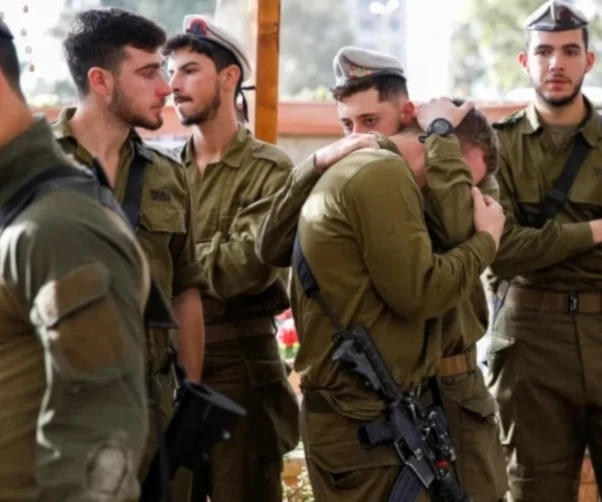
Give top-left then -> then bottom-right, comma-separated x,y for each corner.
487,1 -> 602,500
163,16 -> 300,502
53,8 -> 206,480
257,47 -> 508,501
290,97 -> 506,501
0,19 -> 149,500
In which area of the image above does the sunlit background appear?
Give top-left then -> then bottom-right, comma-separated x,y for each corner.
1,0 -> 601,106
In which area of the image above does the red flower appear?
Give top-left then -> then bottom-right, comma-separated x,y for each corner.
278,325 -> 298,347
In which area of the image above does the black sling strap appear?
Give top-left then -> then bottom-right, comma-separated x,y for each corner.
533,115 -> 602,229
122,141 -> 153,230
293,234 -> 345,332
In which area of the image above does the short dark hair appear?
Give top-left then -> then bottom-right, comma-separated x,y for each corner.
63,8 -> 166,96
525,27 -> 589,50
452,100 -> 498,175
162,34 -> 242,83
332,74 -> 409,103
0,27 -> 24,100
405,99 -> 498,174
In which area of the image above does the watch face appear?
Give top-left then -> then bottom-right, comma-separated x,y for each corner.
432,119 -> 453,135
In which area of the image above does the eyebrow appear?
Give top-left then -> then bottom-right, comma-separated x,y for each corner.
178,62 -> 199,71
135,62 -> 163,73
535,43 -> 582,51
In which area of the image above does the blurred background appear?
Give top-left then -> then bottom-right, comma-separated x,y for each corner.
3,0 -> 601,107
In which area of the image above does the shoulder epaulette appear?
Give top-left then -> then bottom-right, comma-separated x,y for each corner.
492,110 -> 526,130
251,141 -> 293,169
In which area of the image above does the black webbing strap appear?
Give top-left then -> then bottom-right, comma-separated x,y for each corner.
533,115 -> 602,228
292,233 -> 345,332
122,141 -> 153,230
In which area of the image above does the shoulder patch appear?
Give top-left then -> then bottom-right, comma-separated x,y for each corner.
250,141 -> 293,169
144,142 -> 184,166
492,110 -> 526,130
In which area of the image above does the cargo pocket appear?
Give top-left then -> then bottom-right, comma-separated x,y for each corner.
30,262 -> 129,383
456,392 -> 508,501
243,336 -> 300,458
486,331 -> 517,449
305,411 -> 399,494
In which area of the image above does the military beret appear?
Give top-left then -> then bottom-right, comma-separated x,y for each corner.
333,46 -> 405,87
524,0 -> 588,32
182,15 -> 252,81
0,18 -> 14,41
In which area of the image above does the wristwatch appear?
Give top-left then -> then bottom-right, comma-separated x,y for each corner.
419,118 -> 455,143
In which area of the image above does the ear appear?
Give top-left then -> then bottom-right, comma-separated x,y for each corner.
518,51 -> 529,74
87,67 -> 114,97
399,100 -> 415,126
585,50 -> 595,74
0,70 -> 8,94
220,64 -> 241,91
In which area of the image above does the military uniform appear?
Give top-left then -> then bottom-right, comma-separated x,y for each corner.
177,124 -> 299,501
0,117 -> 150,500
292,144 -> 496,501
166,15 -> 300,501
419,135 -> 508,502
258,135 -> 507,501
486,3 -> 602,500
51,107 -> 204,478
488,102 -> 602,500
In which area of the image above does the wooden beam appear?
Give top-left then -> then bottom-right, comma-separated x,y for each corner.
249,0 -> 281,144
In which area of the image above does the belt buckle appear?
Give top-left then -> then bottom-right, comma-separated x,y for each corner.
567,293 -> 579,313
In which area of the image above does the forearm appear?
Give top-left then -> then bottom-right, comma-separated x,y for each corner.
172,288 -> 205,382
256,156 -> 320,267
424,135 -> 474,249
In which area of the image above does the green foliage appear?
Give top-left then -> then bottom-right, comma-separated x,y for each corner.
450,0 -> 602,98
97,0 -> 215,37
50,0 -> 349,101
279,0 -> 353,97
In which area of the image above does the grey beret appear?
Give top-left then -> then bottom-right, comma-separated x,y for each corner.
524,0 -> 588,31
332,46 -> 405,87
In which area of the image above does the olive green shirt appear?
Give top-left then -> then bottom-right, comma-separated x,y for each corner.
257,136 -> 498,353
0,118 -> 149,500
422,135 -> 499,354
181,126 -> 292,325
52,107 -> 204,300
292,147 -> 496,421
490,98 -> 600,290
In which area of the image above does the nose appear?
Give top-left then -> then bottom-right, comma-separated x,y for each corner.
549,52 -> 566,72
157,77 -> 172,98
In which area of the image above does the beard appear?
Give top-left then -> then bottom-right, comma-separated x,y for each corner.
109,83 -> 164,131
532,74 -> 584,108
177,82 -> 221,126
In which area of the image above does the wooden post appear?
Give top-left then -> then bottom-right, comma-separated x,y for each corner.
248,0 -> 281,144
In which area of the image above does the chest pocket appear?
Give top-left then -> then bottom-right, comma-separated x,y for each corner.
139,202 -> 186,234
